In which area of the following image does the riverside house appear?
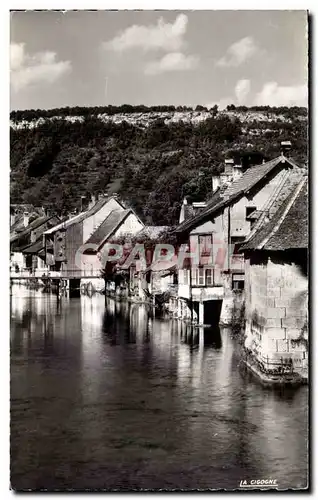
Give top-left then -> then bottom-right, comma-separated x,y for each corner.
42,195 -> 128,284
81,207 -> 144,292
10,210 -> 61,277
174,146 -> 306,326
240,176 -> 308,384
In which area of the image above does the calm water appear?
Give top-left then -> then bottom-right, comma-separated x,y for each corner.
10,285 -> 308,491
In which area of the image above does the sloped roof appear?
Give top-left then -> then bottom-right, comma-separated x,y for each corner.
10,212 -> 41,233
72,196 -> 125,226
10,216 -> 51,243
21,238 -> 44,254
224,156 -> 284,197
246,209 -> 263,220
241,177 -> 308,251
43,212 -> 84,235
43,196 -> 125,235
175,155 -> 299,234
84,209 -> 131,249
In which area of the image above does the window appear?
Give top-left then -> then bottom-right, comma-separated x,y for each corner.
191,268 -> 214,287
231,236 -> 245,255
198,268 -> 205,285
246,206 -> 256,220
180,269 -> 189,285
205,268 -> 213,286
199,234 -> 212,255
232,273 -> 245,290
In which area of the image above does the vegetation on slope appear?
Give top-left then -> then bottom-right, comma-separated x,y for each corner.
10,105 -> 307,225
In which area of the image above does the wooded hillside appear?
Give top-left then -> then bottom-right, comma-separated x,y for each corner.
10,105 -> 307,225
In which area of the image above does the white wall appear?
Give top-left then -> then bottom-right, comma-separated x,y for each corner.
113,213 -> 144,238
85,212 -> 144,274
11,252 -> 25,270
83,198 -> 124,243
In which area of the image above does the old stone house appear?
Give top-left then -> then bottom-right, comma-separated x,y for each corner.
174,151 -> 306,326
82,207 -> 144,292
10,211 -> 60,275
240,176 -> 308,384
43,195 -> 127,277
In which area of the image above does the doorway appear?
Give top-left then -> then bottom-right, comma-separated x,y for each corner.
203,300 -> 223,326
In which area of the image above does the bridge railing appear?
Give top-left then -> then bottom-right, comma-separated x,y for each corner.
11,268 -> 103,279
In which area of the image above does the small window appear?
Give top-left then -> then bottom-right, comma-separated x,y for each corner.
205,268 -> 213,286
199,234 -> 212,254
232,273 -> 245,290
183,270 -> 189,285
231,236 -> 245,255
191,268 -> 197,285
246,206 -> 256,220
198,268 -> 205,286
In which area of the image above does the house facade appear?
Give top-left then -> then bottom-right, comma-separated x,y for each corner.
241,177 -> 308,384
10,212 -> 60,276
174,152 -> 306,326
43,195 -> 127,279
82,207 -> 144,292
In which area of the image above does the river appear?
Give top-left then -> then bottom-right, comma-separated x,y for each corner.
10,285 -> 308,491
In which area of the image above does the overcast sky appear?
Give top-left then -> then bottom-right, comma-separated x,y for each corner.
10,10 -> 308,111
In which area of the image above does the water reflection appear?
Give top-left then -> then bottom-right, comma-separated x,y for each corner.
10,285 -> 308,491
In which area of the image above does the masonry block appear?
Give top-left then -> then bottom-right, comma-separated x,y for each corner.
277,339 -> 289,353
267,287 -> 281,298
267,276 -> 284,287
285,308 -> 307,319
289,340 -> 306,353
282,317 -> 306,329
266,327 -> 286,340
274,298 -> 295,308
266,298 -> 276,308
262,337 -> 277,354
265,318 -> 282,328
266,307 -> 286,319
287,328 -> 302,340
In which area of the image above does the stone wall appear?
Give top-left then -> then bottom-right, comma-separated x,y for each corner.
244,253 -> 308,382
219,273 -> 245,327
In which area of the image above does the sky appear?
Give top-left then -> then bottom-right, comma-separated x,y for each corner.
10,10 -> 308,111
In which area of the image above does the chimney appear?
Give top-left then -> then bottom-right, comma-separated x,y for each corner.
281,140 -> 292,156
80,195 -> 89,212
179,197 -> 190,224
212,175 -> 221,193
88,194 -> 96,210
224,158 -> 235,174
23,212 -> 29,227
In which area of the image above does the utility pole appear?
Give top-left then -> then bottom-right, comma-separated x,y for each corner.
105,77 -> 108,102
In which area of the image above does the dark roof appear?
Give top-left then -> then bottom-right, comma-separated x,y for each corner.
10,216 -> 52,243
10,212 -> 40,233
44,196 -> 125,234
22,239 -> 44,254
72,196 -> 125,226
241,178 -> 308,251
246,209 -> 263,221
224,156 -> 284,197
175,155 -> 299,234
85,209 -> 131,249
